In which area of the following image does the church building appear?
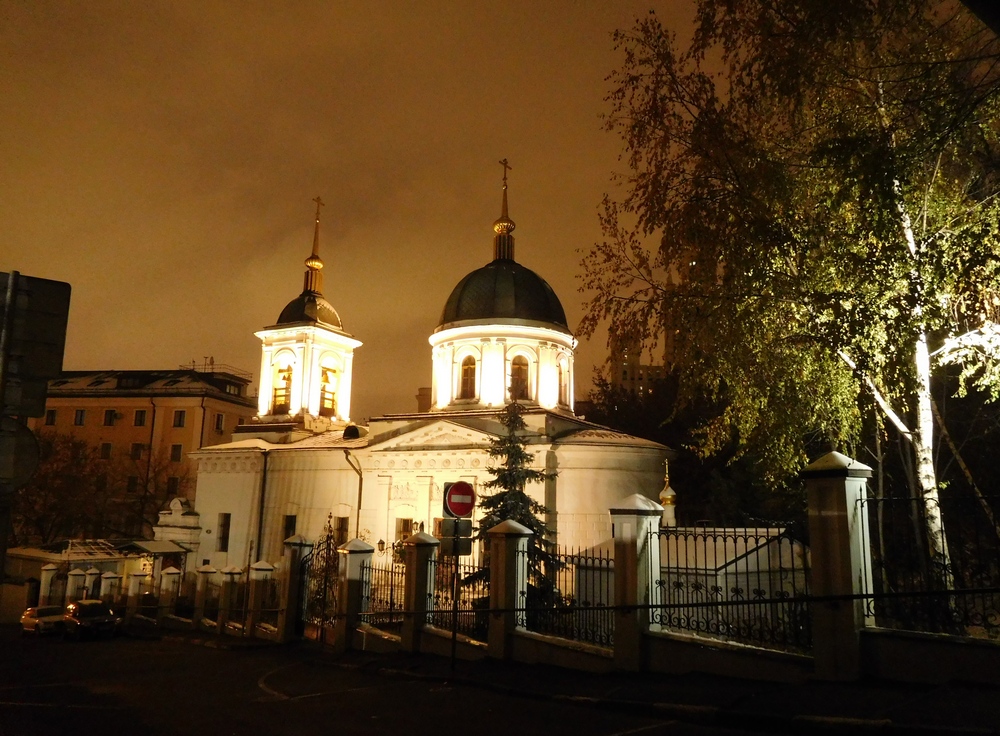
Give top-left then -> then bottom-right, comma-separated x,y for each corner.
160,171 -> 669,569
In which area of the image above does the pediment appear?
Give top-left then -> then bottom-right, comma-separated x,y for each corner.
373,420 -> 493,451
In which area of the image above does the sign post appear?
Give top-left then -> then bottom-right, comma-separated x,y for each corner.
441,481 -> 476,671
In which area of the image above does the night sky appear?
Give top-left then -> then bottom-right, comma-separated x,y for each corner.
1,1 -> 691,421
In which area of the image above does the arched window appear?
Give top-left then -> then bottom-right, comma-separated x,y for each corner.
510,355 -> 529,401
459,356 -> 477,399
271,359 -> 294,414
558,359 -> 569,406
319,360 -> 338,417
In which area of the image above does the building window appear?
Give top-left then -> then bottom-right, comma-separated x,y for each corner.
272,364 -> 293,414
170,444 -> 183,462
74,409 -> 85,426
173,410 -> 186,428
283,514 -> 297,541
134,409 -> 147,427
44,409 -> 56,426
130,443 -> 144,461
558,360 -> 569,406
459,356 -> 476,399
237,417 -> 246,426
395,518 -> 414,544
510,356 -> 529,401
100,443 -> 112,460
166,476 -> 180,496
217,513 -> 231,553
333,516 -> 350,545
127,476 -> 140,493
103,409 -> 117,426
214,413 -> 225,433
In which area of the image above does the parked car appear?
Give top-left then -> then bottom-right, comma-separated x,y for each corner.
63,600 -> 122,640
19,605 -> 66,635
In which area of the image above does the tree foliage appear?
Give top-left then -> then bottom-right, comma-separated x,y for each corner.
582,0 -> 1000,501
476,403 -> 558,589
10,430 -> 191,545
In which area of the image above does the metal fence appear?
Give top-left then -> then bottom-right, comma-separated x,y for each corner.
859,493 -> 1000,639
301,535 -> 340,642
651,526 -> 812,653
360,560 -> 405,630
519,546 -> 614,647
428,556 -> 490,642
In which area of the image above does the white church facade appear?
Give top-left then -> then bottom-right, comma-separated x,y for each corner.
160,175 -> 669,569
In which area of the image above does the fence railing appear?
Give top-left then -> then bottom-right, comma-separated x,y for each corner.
518,546 -> 614,647
651,526 -> 812,653
859,493 -> 1000,639
360,560 -> 405,629
428,556 -> 490,642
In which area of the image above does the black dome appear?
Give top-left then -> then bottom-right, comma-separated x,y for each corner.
276,291 -> 343,329
438,259 -> 570,333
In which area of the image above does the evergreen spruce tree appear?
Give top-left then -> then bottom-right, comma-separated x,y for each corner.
474,402 -> 559,600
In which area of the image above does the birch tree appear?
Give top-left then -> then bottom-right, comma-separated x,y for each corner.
582,0 -> 1000,568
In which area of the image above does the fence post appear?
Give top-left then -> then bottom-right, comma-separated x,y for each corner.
159,566 -> 182,623
99,572 -> 121,604
611,494 -> 664,672
487,520 -> 532,661
402,531 -> 440,653
126,571 -> 149,623
84,567 -> 101,599
66,568 -> 86,603
333,539 -> 374,653
280,535 -> 313,643
803,451 -> 873,681
193,565 -> 215,630
246,561 -> 274,638
39,563 -> 58,606
218,565 -> 243,635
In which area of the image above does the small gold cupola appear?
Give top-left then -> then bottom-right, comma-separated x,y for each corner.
492,158 -> 516,261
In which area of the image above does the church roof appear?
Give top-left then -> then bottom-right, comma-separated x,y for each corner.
437,259 -> 569,332
276,292 -> 343,329
436,161 -> 571,335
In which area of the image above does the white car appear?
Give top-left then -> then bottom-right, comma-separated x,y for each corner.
19,605 -> 65,635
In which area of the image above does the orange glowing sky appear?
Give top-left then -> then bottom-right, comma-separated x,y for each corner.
1,1 -> 694,420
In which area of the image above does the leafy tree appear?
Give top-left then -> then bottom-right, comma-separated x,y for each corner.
474,402 -> 558,593
581,1 -> 1000,568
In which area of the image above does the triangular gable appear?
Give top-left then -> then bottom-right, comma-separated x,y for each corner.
369,419 -> 494,451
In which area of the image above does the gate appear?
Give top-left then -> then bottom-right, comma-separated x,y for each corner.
299,532 -> 341,643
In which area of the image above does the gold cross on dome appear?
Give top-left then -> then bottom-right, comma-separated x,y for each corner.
499,158 -> 512,185
313,196 -> 325,220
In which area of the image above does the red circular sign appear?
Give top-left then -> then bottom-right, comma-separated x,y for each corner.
444,481 -> 476,518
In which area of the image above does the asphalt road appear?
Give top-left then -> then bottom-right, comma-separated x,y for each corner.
0,626 -> 761,736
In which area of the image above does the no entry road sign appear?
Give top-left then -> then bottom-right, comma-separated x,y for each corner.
443,481 -> 475,518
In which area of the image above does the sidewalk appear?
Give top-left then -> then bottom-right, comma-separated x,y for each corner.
303,644 -> 1000,736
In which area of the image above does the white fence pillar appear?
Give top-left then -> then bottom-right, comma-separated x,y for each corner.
401,531 -> 440,653
487,520 -> 532,660
39,563 -> 58,606
611,494 -> 664,672
334,539 -> 374,652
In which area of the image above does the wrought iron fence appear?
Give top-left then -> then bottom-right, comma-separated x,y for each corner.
518,546 -> 614,647
859,493 -> 1000,638
428,556 -> 490,641
256,577 -> 282,631
651,526 -> 812,653
360,560 -> 405,630
301,534 -> 340,642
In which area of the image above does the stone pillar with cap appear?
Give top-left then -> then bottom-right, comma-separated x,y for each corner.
39,563 -> 59,606
126,571 -> 149,623
218,565 -> 243,634
66,568 -> 86,603
246,560 -> 274,638
488,520 -> 533,660
803,451 -> 874,681
99,571 -> 121,604
611,494 -> 664,671
84,567 -> 101,599
193,564 -> 216,631
401,531 -> 440,653
280,535 -> 313,643
158,566 -> 182,623
333,539 -> 374,652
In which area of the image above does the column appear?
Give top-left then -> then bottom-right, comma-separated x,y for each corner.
280,535 -> 314,643
803,451 -> 873,681
99,572 -> 121,604
126,571 -> 149,623
246,560 -> 274,638
333,539 -> 374,653
159,566 -> 182,623
66,568 -> 86,603
611,494 -> 664,672
39,563 -> 58,606
218,565 -> 243,635
193,564 -> 216,630
487,520 -> 532,660
401,531 -> 440,652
